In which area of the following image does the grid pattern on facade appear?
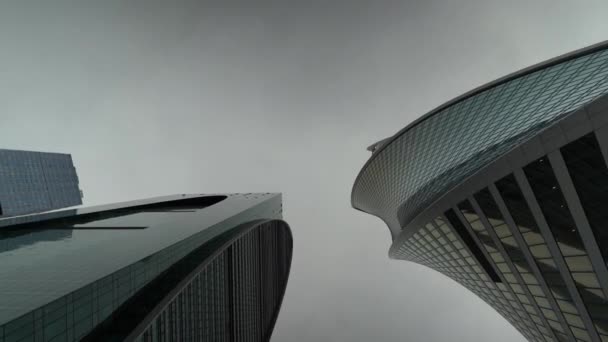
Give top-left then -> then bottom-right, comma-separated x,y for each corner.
353,45 -> 608,231
457,199 -> 561,341
392,216 -> 545,341
0,233 -> 210,342
38,153 -> 81,211
351,43 -> 608,342
523,155 -> 608,340
477,188 -> 581,340
560,133 -> 608,266
0,150 -> 81,217
133,221 -> 292,342
139,254 -> 231,342
389,132 -> 608,342
495,174 -> 597,341
0,202 -> 271,342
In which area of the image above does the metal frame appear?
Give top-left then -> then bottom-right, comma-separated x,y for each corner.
469,196 -> 561,340
548,151 -> 608,298
489,184 -> 576,341
514,169 -> 600,342
357,45 -> 608,342
453,203 -> 553,340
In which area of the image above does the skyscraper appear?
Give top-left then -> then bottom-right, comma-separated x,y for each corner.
352,41 -> 608,341
0,193 -> 292,342
0,149 -> 82,217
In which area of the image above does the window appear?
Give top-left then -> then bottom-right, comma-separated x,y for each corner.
560,132 -> 608,265
495,173 -> 593,340
523,157 -> 608,339
444,209 -> 501,282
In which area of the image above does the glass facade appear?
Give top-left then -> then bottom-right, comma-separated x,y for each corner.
458,199 -> 560,341
524,157 -> 608,340
0,149 -> 81,217
131,220 -> 292,342
475,188 -> 574,341
386,131 -> 608,342
353,44 -> 608,233
353,42 -> 608,342
0,193 -> 291,342
561,133 -> 608,265
496,174 -> 595,341
393,215 -> 542,341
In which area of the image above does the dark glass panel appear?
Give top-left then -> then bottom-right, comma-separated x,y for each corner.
561,132 -> 608,265
444,209 -> 501,282
495,173 -> 594,338
523,158 -> 584,253
474,189 -> 538,282
523,157 -> 608,338
458,200 -> 500,252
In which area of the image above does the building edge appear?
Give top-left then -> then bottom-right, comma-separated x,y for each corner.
352,40 -> 608,239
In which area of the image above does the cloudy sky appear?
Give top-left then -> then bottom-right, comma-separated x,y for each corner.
1,1 -> 607,341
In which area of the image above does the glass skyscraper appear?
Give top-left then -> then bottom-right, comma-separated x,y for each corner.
0,193 -> 292,342
0,149 -> 82,217
352,41 -> 608,341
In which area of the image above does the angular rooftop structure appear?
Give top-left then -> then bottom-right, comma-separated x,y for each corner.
0,149 -> 82,217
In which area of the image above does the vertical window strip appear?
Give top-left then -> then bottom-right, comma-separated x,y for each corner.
473,189 -> 573,341
560,133 -> 608,278
434,216 -> 536,338
496,172 -> 596,342
458,199 -> 556,341
524,156 -> 608,339
129,224 -> 290,342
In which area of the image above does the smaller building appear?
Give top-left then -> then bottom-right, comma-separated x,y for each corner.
0,149 -> 82,217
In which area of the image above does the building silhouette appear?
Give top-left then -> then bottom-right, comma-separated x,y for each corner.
0,193 -> 292,342
0,149 -> 82,217
352,41 -> 608,341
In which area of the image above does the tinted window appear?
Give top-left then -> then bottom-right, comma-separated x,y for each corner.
444,209 -> 501,282
561,132 -> 608,265
524,158 -> 608,339
476,187 -> 573,339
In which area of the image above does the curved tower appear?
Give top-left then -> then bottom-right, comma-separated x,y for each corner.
0,193 -> 292,342
352,41 -> 608,342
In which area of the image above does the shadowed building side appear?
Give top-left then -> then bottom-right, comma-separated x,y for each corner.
83,219 -> 292,342
132,219 -> 292,342
0,193 -> 291,342
352,41 -> 608,342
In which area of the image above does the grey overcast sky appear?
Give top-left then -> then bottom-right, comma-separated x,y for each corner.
1,1 -> 607,341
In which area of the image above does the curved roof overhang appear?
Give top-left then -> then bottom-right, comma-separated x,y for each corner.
351,40 -> 608,239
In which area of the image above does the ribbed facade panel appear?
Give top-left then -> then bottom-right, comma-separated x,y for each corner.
133,220 -> 292,342
0,193 -> 290,342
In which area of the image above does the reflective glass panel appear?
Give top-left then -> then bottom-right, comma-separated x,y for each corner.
561,133 -> 608,265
